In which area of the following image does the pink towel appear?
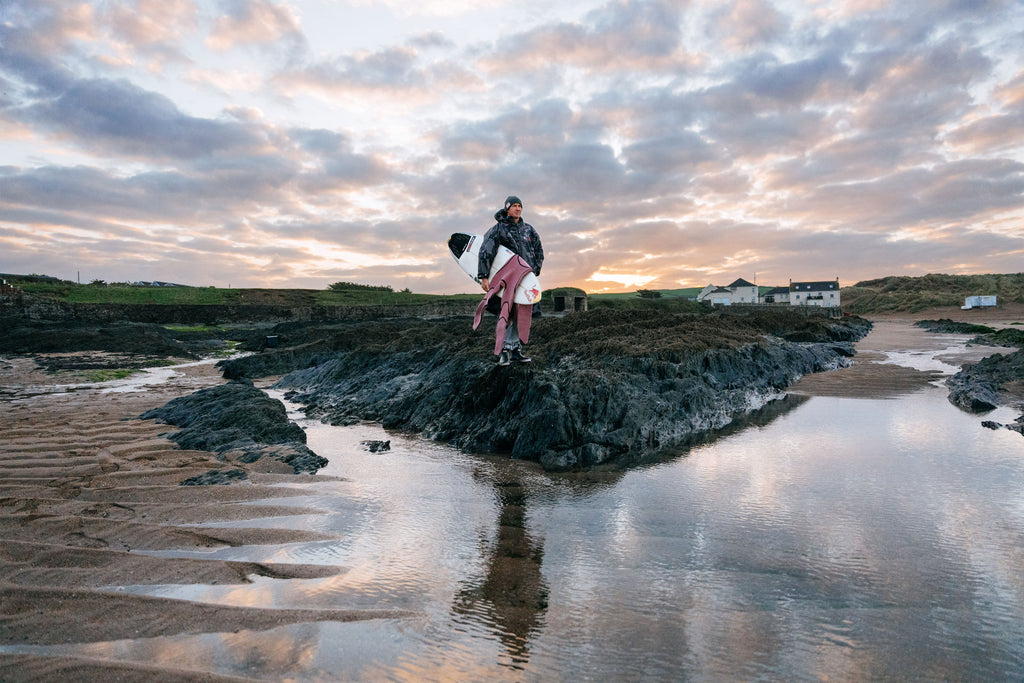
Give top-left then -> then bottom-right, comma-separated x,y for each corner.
473,255 -> 535,355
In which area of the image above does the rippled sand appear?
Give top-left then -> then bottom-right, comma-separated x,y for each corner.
0,357 -> 409,681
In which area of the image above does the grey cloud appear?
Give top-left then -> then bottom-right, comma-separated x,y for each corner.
290,128 -> 390,187
730,53 -> 849,107
0,161 -> 298,225
584,0 -> 683,57
945,112 -> 1024,153
707,0 -> 789,50
493,0 -> 685,73
3,0 -> 1022,293
784,157 -> 1024,233
491,141 -> 628,206
621,132 -> 717,176
408,32 -> 455,50
703,108 -> 827,159
21,77 -> 259,161
210,0 -> 308,54
284,46 -> 425,92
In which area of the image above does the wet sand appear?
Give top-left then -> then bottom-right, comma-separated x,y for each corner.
1,304 -> 1020,680
792,305 -> 1023,398
0,357 -> 410,681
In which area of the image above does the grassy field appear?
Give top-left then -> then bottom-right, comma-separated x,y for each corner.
5,277 -> 480,307
5,272 -> 1022,314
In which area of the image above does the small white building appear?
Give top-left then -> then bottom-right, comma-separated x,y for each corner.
790,279 -> 841,308
962,295 -> 996,309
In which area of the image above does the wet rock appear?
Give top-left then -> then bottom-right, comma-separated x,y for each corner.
180,469 -> 248,486
915,319 -> 994,335
361,440 -> 391,453
917,318 -> 1024,349
257,309 -> 872,471
141,380 -> 327,474
946,349 -> 1024,414
0,320 -> 199,358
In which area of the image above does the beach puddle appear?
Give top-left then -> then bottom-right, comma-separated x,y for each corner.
4,322 -> 1024,680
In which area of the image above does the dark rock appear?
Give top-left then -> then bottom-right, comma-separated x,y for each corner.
180,469 -> 249,486
946,349 -> 1024,414
981,420 -> 1002,430
262,309 -> 872,471
915,319 -> 994,334
361,440 -> 391,453
916,318 -> 1024,349
0,320 -> 199,357
141,380 -> 327,474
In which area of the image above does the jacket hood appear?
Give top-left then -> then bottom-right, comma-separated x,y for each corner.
493,208 -> 522,223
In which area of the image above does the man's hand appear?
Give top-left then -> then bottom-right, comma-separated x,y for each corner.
480,277 -> 489,292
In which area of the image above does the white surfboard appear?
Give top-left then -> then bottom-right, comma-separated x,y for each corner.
448,232 -> 542,305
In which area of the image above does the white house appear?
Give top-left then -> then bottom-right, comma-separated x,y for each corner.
698,278 -> 758,306
697,285 -> 735,306
762,286 -> 791,305
726,278 -> 758,304
790,279 -> 841,308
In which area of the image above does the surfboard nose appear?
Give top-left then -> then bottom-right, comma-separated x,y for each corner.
448,232 -> 472,257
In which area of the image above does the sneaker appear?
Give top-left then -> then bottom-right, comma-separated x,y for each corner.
510,347 -> 531,363
498,350 -> 511,366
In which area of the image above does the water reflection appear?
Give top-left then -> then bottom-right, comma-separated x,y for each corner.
6,324 -> 1024,680
452,476 -> 549,669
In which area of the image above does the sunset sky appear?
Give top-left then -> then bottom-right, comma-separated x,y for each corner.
2,0 -> 1022,295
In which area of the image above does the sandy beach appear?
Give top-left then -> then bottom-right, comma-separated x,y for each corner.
1,304 -> 1020,680
0,357 -> 410,681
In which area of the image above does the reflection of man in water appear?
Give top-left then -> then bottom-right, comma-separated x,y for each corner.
453,477 -> 548,666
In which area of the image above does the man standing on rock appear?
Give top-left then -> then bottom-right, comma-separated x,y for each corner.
478,195 -> 544,365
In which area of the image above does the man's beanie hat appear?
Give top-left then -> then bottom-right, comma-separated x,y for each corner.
504,195 -> 523,209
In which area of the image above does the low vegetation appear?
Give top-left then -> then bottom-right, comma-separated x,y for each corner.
3,276 -> 478,307
5,272 -> 1022,315
841,273 -> 1024,314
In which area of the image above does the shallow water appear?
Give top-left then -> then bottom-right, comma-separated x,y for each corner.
8,326 -> 1024,681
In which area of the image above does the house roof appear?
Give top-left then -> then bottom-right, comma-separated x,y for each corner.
727,278 -> 756,288
765,286 -> 790,295
790,280 -> 839,291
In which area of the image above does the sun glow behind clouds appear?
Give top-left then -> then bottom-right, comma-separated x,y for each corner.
2,0 -> 1024,291
587,271 -> 658,289
287,238 -> 433,270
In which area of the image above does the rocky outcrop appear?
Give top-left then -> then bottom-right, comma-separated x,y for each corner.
2,297 -> 477,324
915,319 -> 995,335
221,309 -> 871,471
0,319 -> 214,358
946,348 -> 1024,415
140,380 -> 327,475
916,319 -> 1024,348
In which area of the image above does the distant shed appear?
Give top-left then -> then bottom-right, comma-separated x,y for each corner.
962,295 -> 997,310
546,287 -> 588,313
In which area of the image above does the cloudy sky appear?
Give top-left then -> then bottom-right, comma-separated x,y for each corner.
1,0 -> 1022,294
